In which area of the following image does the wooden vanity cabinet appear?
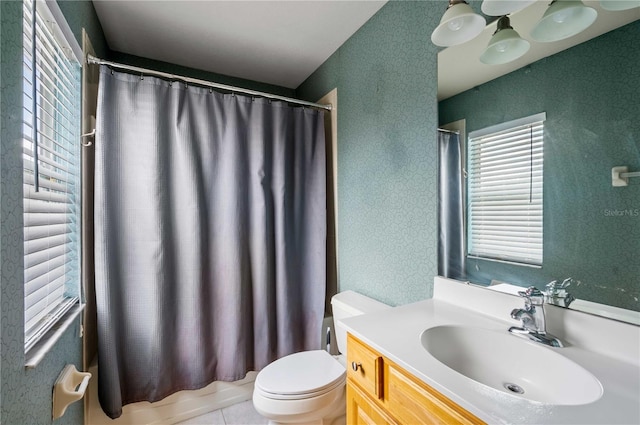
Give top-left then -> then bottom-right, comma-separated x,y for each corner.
346,334 -> 486,425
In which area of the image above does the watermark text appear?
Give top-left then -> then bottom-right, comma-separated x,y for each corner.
603,208 -> 639,217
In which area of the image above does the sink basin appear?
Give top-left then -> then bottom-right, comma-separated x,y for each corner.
420,325 -> 603,405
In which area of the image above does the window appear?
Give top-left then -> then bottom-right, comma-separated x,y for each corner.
23,0 -> 82,353
467,113 -> 545,266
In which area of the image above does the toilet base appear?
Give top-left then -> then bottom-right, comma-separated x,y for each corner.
266,410 -> 344,425
265,404 -> 344,425
253,385 -> 345,425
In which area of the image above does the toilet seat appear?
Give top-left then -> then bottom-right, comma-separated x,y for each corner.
255,350 -> 346,400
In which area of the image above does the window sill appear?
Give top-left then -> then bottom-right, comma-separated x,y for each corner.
25,303 -> 85,369
467,255 -> 542,269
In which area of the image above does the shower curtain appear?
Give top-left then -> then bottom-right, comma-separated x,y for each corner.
438,130 -> 466,279
94,66 -> 326,418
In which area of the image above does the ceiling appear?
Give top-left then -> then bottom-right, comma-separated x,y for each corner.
438,1 -> 640,100
92,0 -> 387,89
92,1 -> 638,96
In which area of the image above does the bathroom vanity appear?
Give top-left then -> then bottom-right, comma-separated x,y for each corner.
342,277 -> 640,424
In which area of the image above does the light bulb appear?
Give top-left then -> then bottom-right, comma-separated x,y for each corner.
552,8 -> 574,24
431,1 -> 486,47
480,16 -> 530,65
447,17 -> 464,31
495,41 -> 510,53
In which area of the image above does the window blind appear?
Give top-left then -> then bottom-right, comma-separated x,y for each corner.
467,114 -> 544,266
23,0 -> 82,352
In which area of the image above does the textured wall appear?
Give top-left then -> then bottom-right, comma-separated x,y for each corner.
0,1 -> 107,423
439,21 -> 640,312
297,2 -> 443,306
57,0 -> 110,58
0,0 -> 3,416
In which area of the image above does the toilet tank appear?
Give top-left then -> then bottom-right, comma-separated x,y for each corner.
331,290 -> 390,354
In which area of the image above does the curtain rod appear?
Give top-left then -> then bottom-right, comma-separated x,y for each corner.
438,128 -> 460,134
86,55 -> 332,111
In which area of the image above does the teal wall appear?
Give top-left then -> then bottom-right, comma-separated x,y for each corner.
439,21 -> 640,312
0,0 -> 3,417
57,0 -> 109,58
0,1 -> 107,423
297,1 -> 443,306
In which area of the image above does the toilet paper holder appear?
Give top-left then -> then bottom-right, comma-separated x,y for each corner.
52,364 -> 92,420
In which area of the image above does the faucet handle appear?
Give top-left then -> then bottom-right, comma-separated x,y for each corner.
545,278 -> 575,307
517,286 -> 544,305
560,277 -> 573,289
547,278 -> 573,294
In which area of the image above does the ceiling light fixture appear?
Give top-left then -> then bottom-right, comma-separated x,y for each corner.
480,16 -> 530,65
481,0 -> 537,17
530,0 -> 598,42
431,0 -> 487,47
599,0 -> 640,11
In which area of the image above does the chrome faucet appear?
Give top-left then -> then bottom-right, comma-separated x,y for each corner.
509,286 -> 564,348
545,278 -> 576,308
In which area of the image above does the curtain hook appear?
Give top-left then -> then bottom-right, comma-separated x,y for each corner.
209,87 -> 213,94
81,129 -> 96,147
140,73 -> 144,80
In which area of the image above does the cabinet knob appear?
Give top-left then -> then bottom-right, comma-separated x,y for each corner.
351,361 -> 362,371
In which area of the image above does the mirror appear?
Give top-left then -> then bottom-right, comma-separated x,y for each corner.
437,1 -> 640,324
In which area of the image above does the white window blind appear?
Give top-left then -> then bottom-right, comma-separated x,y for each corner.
467,113 -> 545,266
23,0 -> 82,352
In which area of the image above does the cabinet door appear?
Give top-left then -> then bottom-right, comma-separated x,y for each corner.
386,364 -> 485,425
347,382 -> 397,425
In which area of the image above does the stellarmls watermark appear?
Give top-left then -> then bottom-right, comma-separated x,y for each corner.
603,208 -> 639,217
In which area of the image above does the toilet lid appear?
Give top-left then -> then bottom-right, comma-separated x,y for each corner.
255,350 -> 346,398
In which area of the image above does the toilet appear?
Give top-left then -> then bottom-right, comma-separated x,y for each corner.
252,290 -> 390,425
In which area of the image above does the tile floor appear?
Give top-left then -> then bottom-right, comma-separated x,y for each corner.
176,400 -> 268,425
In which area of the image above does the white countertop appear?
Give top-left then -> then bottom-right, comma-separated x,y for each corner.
342,278 -> 640,425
